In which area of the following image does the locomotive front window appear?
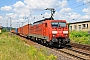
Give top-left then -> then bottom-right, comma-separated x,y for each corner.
51,22 -> 58,27
51,22 -> 66,27
59,22 -> 66,27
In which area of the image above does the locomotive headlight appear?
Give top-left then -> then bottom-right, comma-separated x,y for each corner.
63,31 -> 68,34
64,34 -> 68,36
52,31 -> 57,34
52,34 -> 56,37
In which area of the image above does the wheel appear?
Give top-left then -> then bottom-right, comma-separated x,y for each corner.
46,43 -> 48,46
58,44 -> 61,47
58,39 -> 61,47
43,39 -> 46,43
41,40 -> 44,45
58,39 -> 61,44
35,37 -> 38,42
49,41 -> 53,46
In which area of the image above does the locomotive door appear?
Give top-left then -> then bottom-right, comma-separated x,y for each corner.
43,23 -> 47,36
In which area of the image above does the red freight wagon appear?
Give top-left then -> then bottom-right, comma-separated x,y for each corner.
18,27 -> 22,34
11,30 -> 15,33
22,24 -> 31,37
29,22 -> 43,40
29,19 -> 70,47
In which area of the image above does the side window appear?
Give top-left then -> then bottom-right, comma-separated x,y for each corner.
87,24 -> 88,29
69,26 -> 72,31
82,24 -> 88,29
74,25 -> 77,30
82,24 -> 86,29
45,23 -> 47,27
78,25 -> 81,30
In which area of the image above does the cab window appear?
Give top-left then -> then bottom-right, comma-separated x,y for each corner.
51,22 -> 66,27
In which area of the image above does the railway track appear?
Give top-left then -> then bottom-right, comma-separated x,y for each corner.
50,43 -> 90,60
23,36 -> 90,60
66,47 -> 90,56
55,47 -> 90,60
64,43 -> 90,60
54,43 -> 90,60
71,42 -> 90,51
44,44 -> 90,60
13,33 -> 90,60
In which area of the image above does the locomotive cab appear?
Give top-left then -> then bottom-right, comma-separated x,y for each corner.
47,20 -> 70,46
29,18 -> 70,47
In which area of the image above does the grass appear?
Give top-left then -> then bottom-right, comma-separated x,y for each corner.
0,32 -> 56,60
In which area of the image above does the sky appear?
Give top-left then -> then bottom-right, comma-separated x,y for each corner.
0,0 -> 90,28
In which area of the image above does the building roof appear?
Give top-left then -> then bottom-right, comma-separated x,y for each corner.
0,26 -> 2,29
70,20 -> 90,24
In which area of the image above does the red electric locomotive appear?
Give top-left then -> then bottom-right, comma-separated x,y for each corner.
16,8 -> 70,47
28,18 -> 70,47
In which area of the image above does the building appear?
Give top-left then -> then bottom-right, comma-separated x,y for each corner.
0,26 -> 2,33
69,20 -> 90,31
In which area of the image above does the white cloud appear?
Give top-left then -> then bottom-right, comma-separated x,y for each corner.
58,0 -> 68,8
77,0 -> 90,6
83,0 -> 90,5
60,8 -> 72,14
13,1 -> 25,8
54,10 -> 82,23
54,7 -> 72,20
13,1 -> 30,14
77,0 -> 82,2
82,7 -> 90,15
24,0 -> 59,9
0,15 -> 2,19
70,13 -> 81,19
0,0 -> 90,27
6,13 -> 16,18
81,15 -> 90,20
0,6 -> 12,11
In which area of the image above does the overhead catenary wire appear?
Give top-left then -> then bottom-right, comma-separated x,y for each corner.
76,1 -> 90,7
54,0 -> 90,9
68,0 -> 78,7
68,0 -> 90,9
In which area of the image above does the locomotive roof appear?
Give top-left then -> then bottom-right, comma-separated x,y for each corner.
33,19 -> 45,24
33,17 -> 54,24
33,17 -> 67,25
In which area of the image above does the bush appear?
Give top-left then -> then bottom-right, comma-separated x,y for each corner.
2,28 -> 7,32
70,31 -> 90,45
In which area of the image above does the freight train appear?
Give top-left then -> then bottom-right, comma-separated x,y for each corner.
11,18 -> 70,47
11,8 -> 70,47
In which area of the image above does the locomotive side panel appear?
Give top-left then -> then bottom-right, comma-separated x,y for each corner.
42,21 -> 51,42
29,24 -> 44,39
